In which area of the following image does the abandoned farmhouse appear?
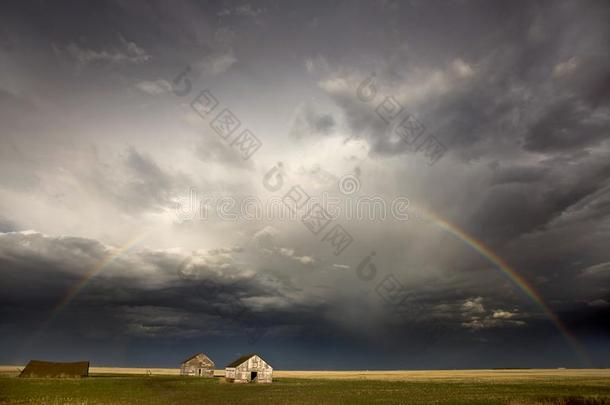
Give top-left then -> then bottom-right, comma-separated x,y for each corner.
17,353 -> 272,383
180,353 -> 272,383
225,354 -> 273,383
179,353 -> 215,377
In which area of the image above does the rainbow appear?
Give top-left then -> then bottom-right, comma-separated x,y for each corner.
415,207 -> 591,366
43,208 -> 590,366
48,233 -> 149,321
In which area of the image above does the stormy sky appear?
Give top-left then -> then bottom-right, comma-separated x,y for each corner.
0,0 -> 609,369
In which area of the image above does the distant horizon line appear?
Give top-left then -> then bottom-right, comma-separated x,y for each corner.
2,365 -> 608,371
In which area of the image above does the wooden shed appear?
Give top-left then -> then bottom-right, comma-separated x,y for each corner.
180,353 -> 215,377
19,360 -> 89,378
225,354 -> 272,383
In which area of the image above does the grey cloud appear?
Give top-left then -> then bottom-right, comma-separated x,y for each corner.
588,299 -> 609,308
218,4 -> 264,18
460,298 -> 526,330
0,91 -> 42,191
0,227 -> 607,367
80,146 -> 193,214
134,79 -> 172,95
0,89 -> 33,117
0,217 -> 16,232
290,103 -> 336,138
490,165 -> 550,186
524,99 -> 609,152
251,226 -> 316,266
193,48 -> 238,76
469,155 -> 610,243
195,134 -> 255,170
0,230 -> 328,344
125,147 -> 174,201
55,35 -> 151,66
0,230 -> 526,342
312,0 -> 610,163
318,75 -> 393,153
580,262 -> 610,278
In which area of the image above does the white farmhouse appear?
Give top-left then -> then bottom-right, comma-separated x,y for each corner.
225,354 -> 272,383
180,353 -> 215,377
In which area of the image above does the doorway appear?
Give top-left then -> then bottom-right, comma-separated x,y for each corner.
198,369 -> 201,376
250,371 -> 258,382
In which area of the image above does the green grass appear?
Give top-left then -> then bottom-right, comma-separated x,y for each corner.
0,375 -> 609,404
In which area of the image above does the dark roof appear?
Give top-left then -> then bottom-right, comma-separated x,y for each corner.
19,360 -> 89,378
181,353 -> 214,365
182,353 -> 202,364
226,354 -> 257,368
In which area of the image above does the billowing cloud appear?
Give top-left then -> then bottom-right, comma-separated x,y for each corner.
55,36 -> 151,66
135,79 -> 172,95
290,102 -> 336,138
194,49 -> 237,76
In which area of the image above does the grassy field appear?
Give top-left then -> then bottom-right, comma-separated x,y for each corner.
0,368 -> 609,404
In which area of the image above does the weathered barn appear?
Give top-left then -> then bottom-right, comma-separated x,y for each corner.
225,354 -> 272,383
19,360 -> 89,378
180,353 -> 215,377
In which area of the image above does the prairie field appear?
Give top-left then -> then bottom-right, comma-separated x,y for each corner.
0,367 -> 609,404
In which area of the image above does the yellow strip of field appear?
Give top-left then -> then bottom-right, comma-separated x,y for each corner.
2,365 -> 609,381
273,369 -> 610,381
90,367 -> 181,375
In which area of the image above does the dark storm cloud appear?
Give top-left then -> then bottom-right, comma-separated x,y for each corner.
1,231 -> 578,359
309,0 -> 610,160
1,0 -> 610,368
524,99 -> 609,152
468,158 -> 610,243
490,165 -> 550,186
1,229 -> 608,368
307,0 -> 610,256
0,231 -> 317,341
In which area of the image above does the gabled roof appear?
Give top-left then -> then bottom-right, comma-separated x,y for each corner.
226,354 -> 257,368
181,353 -> 214,365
